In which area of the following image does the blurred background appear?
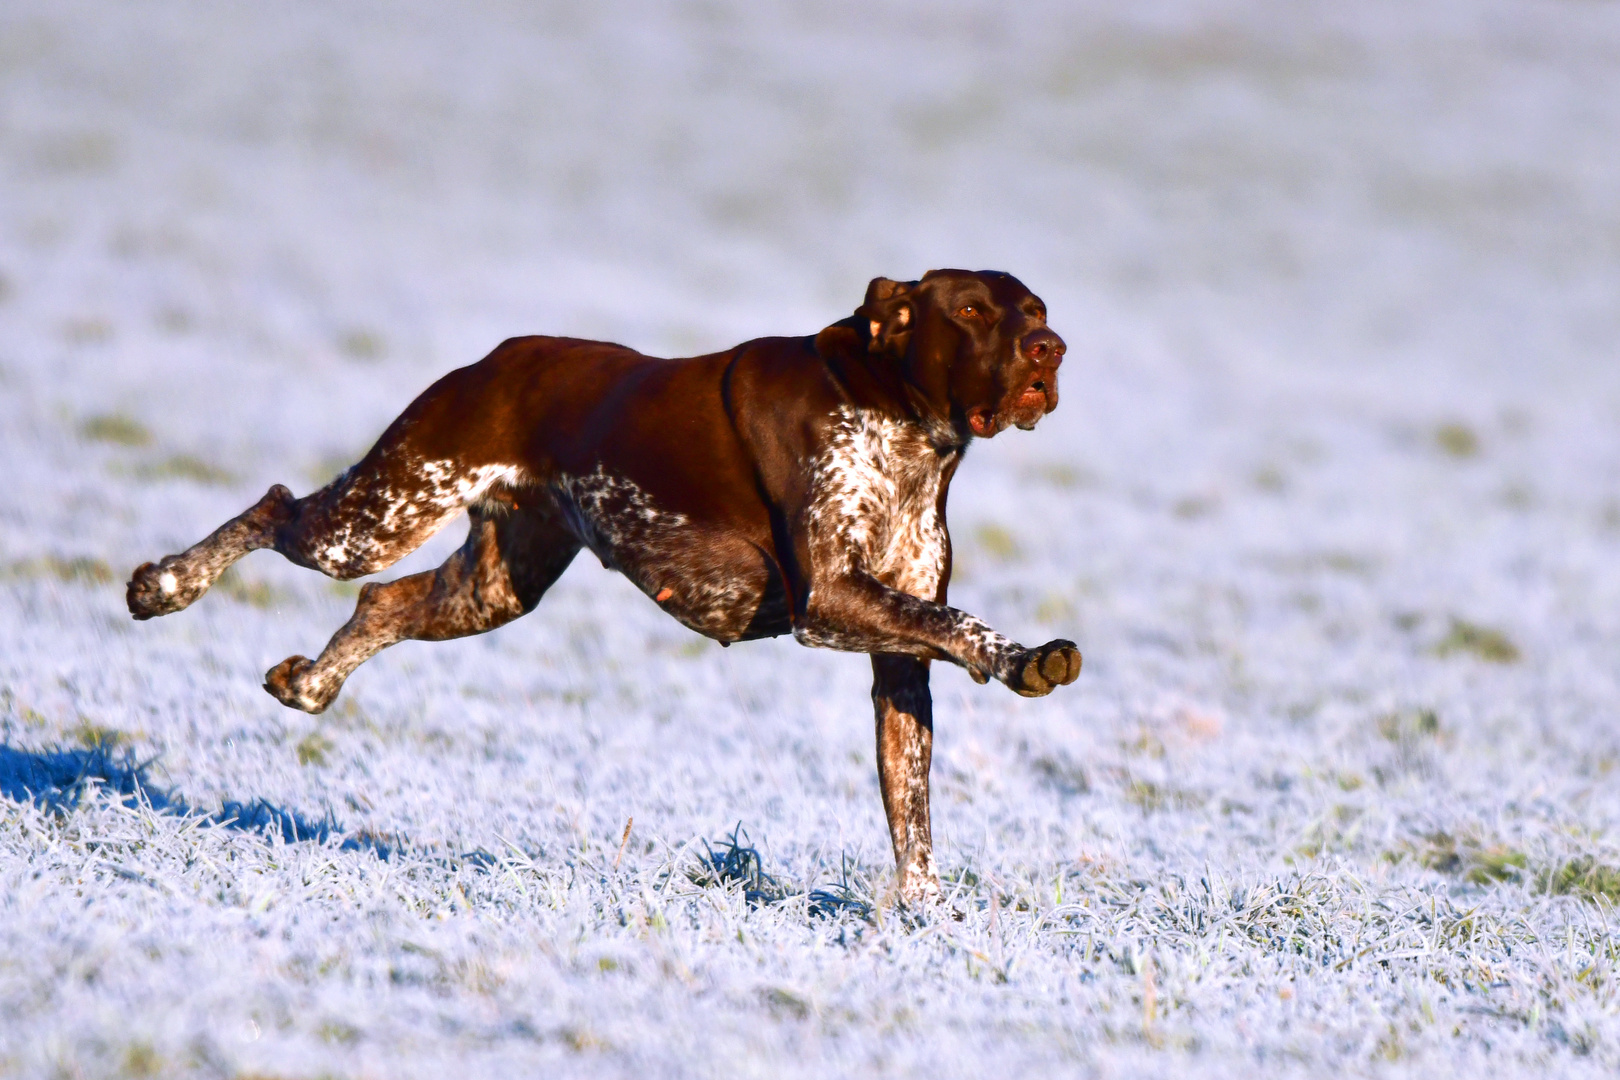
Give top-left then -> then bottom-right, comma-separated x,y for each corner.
5,0 -> 1617,411
4,2 -> 1620,1075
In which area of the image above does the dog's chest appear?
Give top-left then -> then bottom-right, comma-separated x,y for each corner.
809,407 -> 953,599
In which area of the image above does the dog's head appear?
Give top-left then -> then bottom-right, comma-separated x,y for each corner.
837,269 -> 1065,440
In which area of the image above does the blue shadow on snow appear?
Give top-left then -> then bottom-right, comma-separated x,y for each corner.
0,741 -> 392,859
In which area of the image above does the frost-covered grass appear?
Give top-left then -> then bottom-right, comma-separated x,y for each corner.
4,1 -> 1620,1076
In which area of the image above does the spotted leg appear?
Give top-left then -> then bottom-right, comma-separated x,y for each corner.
127,484 -> 299,619
796,572 -> 1081,697
264,500 -> 579,713
872,654 -> 939,906
128,426 -> 523,619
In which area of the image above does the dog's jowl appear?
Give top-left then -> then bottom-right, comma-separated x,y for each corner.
127,269 -> 1081,903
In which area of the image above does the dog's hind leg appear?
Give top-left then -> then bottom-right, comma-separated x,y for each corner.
128,434 -> 524,619
127,484 -> 301,620
263,499 -> 579,713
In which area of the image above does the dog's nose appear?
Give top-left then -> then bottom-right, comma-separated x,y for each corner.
1021,328 -> 1065,366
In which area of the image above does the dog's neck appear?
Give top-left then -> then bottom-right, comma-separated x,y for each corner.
814,323 -> 968,453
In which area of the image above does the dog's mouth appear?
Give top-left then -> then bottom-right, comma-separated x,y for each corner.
970,377 -> 1055,437
966,370 -> 1060,438
1016,381 -> 1048,411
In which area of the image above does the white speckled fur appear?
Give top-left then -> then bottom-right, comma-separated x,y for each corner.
796,405 -> 1022,678
554,464 -> 689,566
551,465 -> 772,638
313,457 -> 525,577
806,405 -> 949,594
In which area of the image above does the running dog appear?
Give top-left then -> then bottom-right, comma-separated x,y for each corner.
127,269 -> 1080,903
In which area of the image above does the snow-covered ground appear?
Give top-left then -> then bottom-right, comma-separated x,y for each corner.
3,1 -> 1620,1076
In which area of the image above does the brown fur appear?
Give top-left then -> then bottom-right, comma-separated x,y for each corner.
127,269 -> 1080,903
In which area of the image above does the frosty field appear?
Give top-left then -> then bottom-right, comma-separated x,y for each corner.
3,1 -> 1620,1076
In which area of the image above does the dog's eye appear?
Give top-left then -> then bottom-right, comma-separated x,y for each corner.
956,305 -> 979,319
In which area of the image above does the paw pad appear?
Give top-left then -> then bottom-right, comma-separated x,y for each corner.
1012,639 -> 1081,697
263,656 -> 333,714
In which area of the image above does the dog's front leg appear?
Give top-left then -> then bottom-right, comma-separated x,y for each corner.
871,654 -> 939,906
796,572 -> 1081,697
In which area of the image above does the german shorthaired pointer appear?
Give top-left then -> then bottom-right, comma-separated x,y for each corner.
127,269 -> 1080,904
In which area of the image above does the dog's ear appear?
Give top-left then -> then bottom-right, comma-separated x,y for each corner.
857,277 -> 917,354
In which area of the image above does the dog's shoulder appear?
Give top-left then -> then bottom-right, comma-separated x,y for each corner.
722,333 -> 847,425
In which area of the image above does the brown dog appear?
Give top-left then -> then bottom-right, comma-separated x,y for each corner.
127,269 -> 1080,903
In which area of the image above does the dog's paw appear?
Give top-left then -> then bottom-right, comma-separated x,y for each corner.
263,656 -> 335,714
1009,639 -> 1081,697
127,559 -> 203,620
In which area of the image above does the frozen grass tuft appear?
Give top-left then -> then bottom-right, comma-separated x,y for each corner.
1542,860 -> 1620,905
689,825 -> 790,907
